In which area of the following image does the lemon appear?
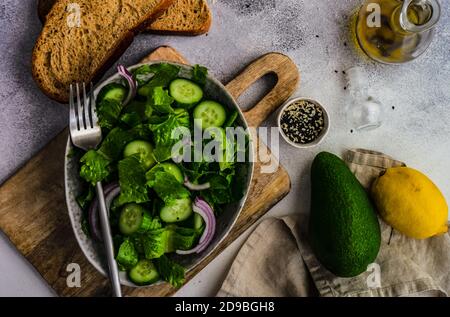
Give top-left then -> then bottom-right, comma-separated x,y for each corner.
371,167 -> 448,239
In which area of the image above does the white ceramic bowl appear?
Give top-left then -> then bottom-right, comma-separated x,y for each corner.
64,62 -> 254,287
277,97 -> 330,149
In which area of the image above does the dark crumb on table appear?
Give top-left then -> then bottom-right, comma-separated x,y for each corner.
342,70 -> 346,74
351,129 -> 354,133
344,42 -> 348,46
344,86 -> 347,90
316,35 -> 320,38
334,70 -> 338,73
392,106 -> 395,110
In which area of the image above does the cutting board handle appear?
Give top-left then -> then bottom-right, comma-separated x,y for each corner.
225,53 -> 300,128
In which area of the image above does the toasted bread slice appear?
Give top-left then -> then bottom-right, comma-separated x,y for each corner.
38,0 -> 212,36
32,0 -> 174,103
147,0 -> 211,35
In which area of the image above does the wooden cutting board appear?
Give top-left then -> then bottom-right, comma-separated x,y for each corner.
0,46 -> 299,296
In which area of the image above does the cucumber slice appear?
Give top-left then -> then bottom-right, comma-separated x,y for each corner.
128,259 -> 160,285
169,79 -> 203,105
160,198 -> 192,223
193,213 -> 204,231
123,140 -> 156,170
150,162 -> 184,183
97,83 -> 127,103
119,203 -> 152,235
193,101 -> 227,130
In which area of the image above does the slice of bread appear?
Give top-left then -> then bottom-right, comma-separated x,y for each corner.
38,0 -> 212,36
32,0 -> 174,103
147,0 -> 211,35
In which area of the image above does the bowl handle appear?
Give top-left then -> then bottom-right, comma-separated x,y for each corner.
225,53 -> 300,128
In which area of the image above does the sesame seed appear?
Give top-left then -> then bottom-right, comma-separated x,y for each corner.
280,100 -> 325,145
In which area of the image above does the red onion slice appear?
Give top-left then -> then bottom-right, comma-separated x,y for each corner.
183,176 -> 210,191
87,182 -> 120,242
117,64 -> 136,106
176,197 -> 216,255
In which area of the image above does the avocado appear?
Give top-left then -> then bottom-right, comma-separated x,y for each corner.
308,152 -> 381,277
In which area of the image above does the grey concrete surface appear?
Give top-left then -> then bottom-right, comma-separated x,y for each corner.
0,0 -> 449,296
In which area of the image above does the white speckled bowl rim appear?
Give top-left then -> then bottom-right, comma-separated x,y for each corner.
64,62 -> 254,288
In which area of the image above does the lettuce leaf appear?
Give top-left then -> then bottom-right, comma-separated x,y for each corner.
149,109 -> 190,162
154,255 -> 185,288
141,226 -> 197,259
142,228 -> 169,259
98,127 -> 134,161
150,87 -> 174,114
146,168 -> 190,203
192,64 -> 208,86
129,124 -> 152,140
116,238 -> 139,270
170,227 -> 198,251
118,155 -> 149,205
97,98 -> 123,130
76,185 -> 95,211
137,63 -> 180,96
120,100 -> 153,127
79,150 -> 110,185
201,174 -> 233,205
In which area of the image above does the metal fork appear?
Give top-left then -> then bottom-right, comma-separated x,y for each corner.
69,82 -> 122,297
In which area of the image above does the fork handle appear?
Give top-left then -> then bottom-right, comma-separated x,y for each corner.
96,182 -> 122,297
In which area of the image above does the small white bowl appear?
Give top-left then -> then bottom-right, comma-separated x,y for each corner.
277,97 -> 330,149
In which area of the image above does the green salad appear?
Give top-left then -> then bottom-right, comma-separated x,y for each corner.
75,63 -> 248,287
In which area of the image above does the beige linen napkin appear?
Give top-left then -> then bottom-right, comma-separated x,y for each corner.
217,149 -> 450,297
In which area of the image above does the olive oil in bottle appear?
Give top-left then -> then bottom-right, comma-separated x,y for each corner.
355,0 -> 440,64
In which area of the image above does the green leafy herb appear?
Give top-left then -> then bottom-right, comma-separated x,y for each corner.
121,112 -> 142,127
142,228 -> 170,259
146,168 -> 190,203
201,174 -> 233,206
150,87 -> 175,114
79,150 -> 110,185
192,64 -> 208,86
132,65 -> 154,86
121,100 -> 152,125
170,226 -> 198,251
76,185 -> 95,211
118,155 -> 149,205
138,63 -> 180,96
129,124 -> 152,140
154,255 -> 185,288
116,238 -> 139,270
98,127 -> 134,161
224,110 -> 239,127
149,109 -> 190,162
81,217 -> 90,237
97,99 -> 123,130
141,225 -> 198,260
